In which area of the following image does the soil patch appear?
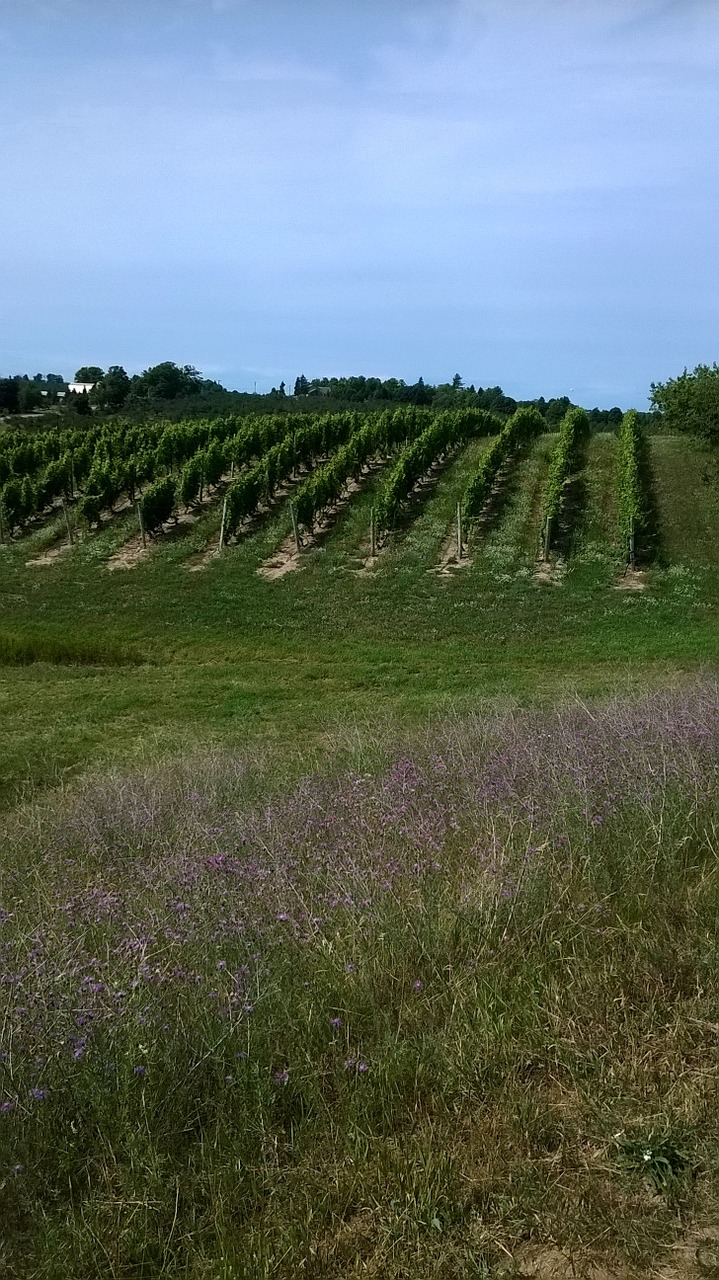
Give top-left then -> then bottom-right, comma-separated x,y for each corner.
432,524 -> 471,575
258,466 -> 379,581
25,542 -> 72,567
615,567 -> 648,592
510,1246 -> 626,1278
106,533 -> 149,572
186,546 -> 221,573
534,556 -> 565,585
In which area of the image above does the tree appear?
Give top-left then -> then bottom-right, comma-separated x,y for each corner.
95,365 -> 131,409
650,364 -> 719,445
452,373 -> 464,389
294,375 -> 310,396
130,362 -> 203,401
74,366 -> 105,382
18,382 -> 42,413
68,390 -> 92,416
0,380 -> 20,413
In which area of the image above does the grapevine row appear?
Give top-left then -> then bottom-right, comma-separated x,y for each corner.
0,411 -> 350,537
617,409 -> 648,566
462,407 -> 545,520
222,413 -> 363,540
292,408 -> 432,533
374,409 -> 501,531
540,407 -> 589,555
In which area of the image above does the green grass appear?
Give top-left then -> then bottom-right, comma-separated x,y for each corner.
4,431 -> 719,1275
1,434 -> 719,806
3,690 -> 719,1276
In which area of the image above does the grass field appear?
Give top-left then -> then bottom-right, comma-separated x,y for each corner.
1,432 -> 719,807
3,428 -> 719,1276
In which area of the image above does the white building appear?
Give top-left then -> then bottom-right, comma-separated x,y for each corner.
68,382 -> 96,395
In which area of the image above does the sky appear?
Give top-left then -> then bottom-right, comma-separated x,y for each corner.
1,0 -> 719,406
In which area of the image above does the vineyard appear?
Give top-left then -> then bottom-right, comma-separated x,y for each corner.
0,403 -> 677,574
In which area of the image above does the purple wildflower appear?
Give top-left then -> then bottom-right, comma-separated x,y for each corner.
274,1069 -> 289,1084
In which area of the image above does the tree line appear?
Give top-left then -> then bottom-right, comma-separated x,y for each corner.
1,359 -> 657,427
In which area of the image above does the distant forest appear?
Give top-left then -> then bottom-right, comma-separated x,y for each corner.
0,361 -> 652,428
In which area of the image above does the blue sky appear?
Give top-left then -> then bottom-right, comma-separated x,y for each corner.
1,0 -> 718,406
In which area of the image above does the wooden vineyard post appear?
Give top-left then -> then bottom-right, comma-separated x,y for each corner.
456,502 -> 463,561
230,460 -> 235,480
543,516 -> 552,562
628,515 -> 635,570
137,502 -> 147,549
61,497 -> 74,546
218,497 -> 228,552
290,501 -> 301,554
370,506 -> 376,558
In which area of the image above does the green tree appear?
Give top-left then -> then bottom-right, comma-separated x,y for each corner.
130,362 -> 203,401
650,364 -> 719,444
68,390 -> 92,416
0,379 -> 20,413
74,366 -> 105,382
17,382 -> 42,413
95,366 -> 131,409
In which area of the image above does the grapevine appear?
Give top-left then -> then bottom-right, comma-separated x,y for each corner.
374,409 -> 501,531
463,407 -> 545,520
540,407 -> 589,555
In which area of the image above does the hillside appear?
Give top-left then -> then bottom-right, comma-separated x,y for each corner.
1,415 -> 719,807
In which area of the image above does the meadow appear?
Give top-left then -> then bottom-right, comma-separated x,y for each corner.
3,411 -> 719,1276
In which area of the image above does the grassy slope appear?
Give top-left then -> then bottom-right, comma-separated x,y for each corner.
5,432 -> 719,1276
1,434 -> 719,806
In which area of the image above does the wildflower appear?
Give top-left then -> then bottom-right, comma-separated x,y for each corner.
30,1088 -> 48,1101
344,1057 -> 368,1074
330,1017 -> 343,1029
1,1100 -> 16,1114
274,1069 -> 289,1084
413,979 -> 423,992
133,1066 -> 147,1078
